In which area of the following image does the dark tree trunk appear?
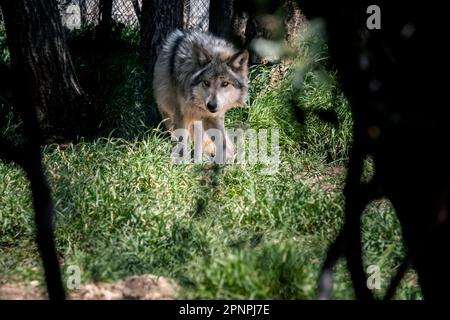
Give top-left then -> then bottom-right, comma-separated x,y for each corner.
231,0 -> 306,63
209,0 -> 233,38
0,136 -> 66,300
132,0 -> 141,24
79,0 -> 88,26
0,0 -> 86,142
231,1 -> 249,47
98,0 -> 113,27
0,0 -> 70,300
97,0 -> 114,40
140,0 -> 184,73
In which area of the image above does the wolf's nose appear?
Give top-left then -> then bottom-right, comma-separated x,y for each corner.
207,102 -> 218,113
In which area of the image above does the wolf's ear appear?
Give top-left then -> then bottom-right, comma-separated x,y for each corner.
193,43 -> 212,67
228,50 -> 249,72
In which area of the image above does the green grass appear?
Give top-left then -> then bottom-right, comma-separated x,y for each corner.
0,27 -> 421,299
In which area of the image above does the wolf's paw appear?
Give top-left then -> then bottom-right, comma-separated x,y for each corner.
202,138 -> 217,156
202,136 -> 235,164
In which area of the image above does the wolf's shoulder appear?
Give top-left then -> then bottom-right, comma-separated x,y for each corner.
164,30 -> 230,52
183,31 -> 229,47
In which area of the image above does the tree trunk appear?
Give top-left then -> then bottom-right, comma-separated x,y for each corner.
98,0 -> 113,26
97,0 -> 114,41
140,0 -> 184,73
231,0 -> 306,64
283,0 -> 307,45
231,1 -> 249,47
209,0 -> 233,38
0,0 -> 86,142
131,0 -> 141,24
79,0 -> 88,26
0,0 -> 70,299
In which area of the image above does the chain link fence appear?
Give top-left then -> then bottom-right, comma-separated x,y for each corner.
184,0 -> 209,31
58,0 -> 209,31
58,0 -> 141,29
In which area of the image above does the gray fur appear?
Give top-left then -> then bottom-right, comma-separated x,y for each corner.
153,30 -> 249,162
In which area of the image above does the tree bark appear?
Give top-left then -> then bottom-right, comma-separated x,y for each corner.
283,0 -> 307,45
97,0 -> 114,41
0,0 -> 86,142
140,0 -> 184,73
231,0 -> 306,64
0,0 -> 70,299
231,1 -> 249,47
79,0 -> 88,26
131,0 -> 141,24
209,0 -> 233,38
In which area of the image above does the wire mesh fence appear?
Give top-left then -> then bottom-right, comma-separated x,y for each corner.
57,0 -> 209,31
184,0 -> 209,31
112,0 -> 141,26
58,0 -> 141,29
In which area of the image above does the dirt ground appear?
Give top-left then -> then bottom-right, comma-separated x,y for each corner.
0,274 -> 178,300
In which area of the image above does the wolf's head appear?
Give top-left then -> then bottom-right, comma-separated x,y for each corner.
189,43 -> 249,115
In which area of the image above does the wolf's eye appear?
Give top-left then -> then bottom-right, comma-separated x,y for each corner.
221,81 -> 229,87
203,80 -> 210,87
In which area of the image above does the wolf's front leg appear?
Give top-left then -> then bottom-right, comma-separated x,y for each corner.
171,113 -> 191,164
203,117 -> 234,164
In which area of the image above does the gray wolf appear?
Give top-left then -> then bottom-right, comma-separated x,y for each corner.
153,30 -> 249,162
